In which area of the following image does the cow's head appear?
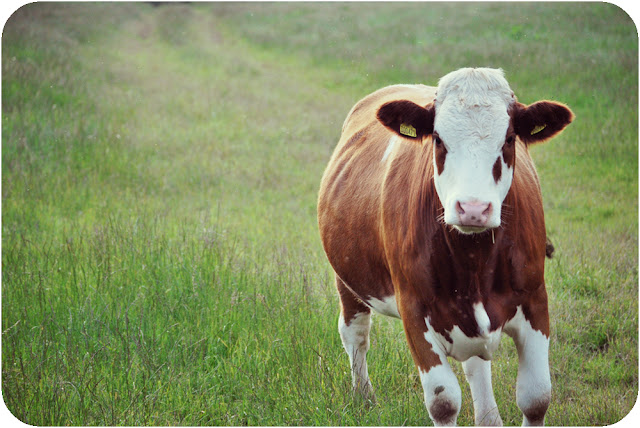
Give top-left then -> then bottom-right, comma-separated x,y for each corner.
377,68 -> 574,234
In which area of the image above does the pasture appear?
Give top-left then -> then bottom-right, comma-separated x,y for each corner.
1,2 -> 638,425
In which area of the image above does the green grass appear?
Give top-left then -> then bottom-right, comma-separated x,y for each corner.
2,2 -> 637,426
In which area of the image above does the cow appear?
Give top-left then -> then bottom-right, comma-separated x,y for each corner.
317,68 -> 574,426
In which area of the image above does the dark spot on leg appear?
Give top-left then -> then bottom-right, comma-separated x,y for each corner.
429,396 -> 458,425
522,395 -> 550,425
434,386 -> 445,395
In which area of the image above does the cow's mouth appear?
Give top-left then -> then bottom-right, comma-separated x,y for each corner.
454,225 -> 491,234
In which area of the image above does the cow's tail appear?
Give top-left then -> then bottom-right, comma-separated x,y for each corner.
545,237 -> 555,259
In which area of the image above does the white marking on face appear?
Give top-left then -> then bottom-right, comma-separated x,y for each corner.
381,135 -> 399,163
365,295 -> 400,318
432,68 -> 515,233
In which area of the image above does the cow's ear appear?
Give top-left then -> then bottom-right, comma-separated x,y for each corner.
512,101 -> 574,144
377,100 -> 435,140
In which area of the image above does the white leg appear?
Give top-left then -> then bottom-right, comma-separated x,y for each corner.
515,331 -> 551,426
419,363 -> 462,426
338,312 -> 374,398
506,307 -> 551,426
462,356 -> 503,426
418,348 -> 462,426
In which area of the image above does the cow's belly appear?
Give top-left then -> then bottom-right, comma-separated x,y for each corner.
363,294 -> 400,318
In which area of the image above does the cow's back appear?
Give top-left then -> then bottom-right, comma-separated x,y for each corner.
317,84 -> 436,302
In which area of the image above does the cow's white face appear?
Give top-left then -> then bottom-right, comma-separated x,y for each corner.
376,67 -> 574,235
431,69 -> 516,233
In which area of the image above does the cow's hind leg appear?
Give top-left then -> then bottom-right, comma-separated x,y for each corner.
462,357 -> 503,426
336,275 -> 374,399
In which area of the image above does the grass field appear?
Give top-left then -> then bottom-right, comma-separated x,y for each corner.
2,2 -> 638,426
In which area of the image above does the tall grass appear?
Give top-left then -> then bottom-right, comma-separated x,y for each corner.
2,2 -> 638,425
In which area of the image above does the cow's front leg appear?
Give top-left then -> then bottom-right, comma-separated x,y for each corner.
403,313 -> 461,426
462,356 -> 503,426
506,306 -> 551,426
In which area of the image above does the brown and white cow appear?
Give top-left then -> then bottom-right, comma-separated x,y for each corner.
317,68 -> 573,426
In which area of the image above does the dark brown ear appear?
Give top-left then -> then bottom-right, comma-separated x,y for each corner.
512,101 -> 575,144
376,100 -> 435,140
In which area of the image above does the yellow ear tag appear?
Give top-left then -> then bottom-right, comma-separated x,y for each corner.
531,124 -> 547,135
400,123 -> 417,138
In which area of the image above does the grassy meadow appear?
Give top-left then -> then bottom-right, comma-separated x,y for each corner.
2,2 -> 638,426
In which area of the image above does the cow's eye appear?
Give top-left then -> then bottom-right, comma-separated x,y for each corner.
505,135 -> 515,146
433,135 -> 443,147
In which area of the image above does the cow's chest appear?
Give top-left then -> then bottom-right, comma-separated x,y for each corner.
363,294 -> 505,361
425,318 -> 504,362
424,302 -> 503,361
